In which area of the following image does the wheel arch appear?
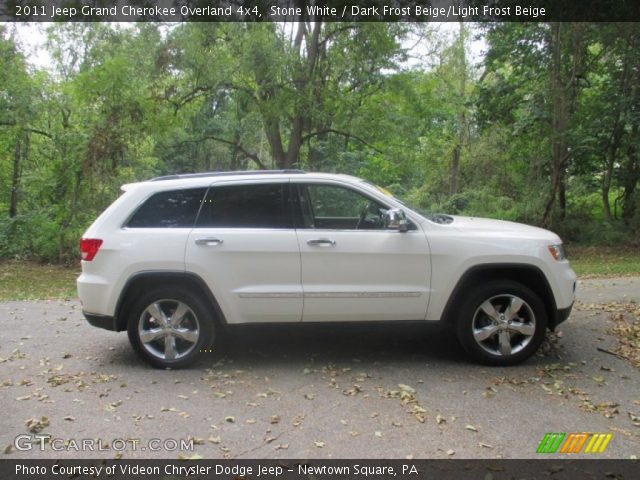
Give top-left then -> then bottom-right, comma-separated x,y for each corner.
441,263 -> 558,330
114,271 -> 227,331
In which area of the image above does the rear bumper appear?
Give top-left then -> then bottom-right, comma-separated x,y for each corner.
550,303 -> 573,331
84,311 -> 118,331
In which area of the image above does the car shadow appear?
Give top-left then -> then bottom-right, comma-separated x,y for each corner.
203,322 -> 468,368
104,322 -> 560,371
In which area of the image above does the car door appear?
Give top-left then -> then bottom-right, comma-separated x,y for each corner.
184,180 -> 302,324
294,181 -> 431,322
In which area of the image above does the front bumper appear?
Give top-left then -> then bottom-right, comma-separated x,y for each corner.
550,303 -> 573,331
84,311 -> 118,331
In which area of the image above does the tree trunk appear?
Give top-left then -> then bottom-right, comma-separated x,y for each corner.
558,168 -> 566,220
542,23 -> 566,226
622,121 -> 639,226
9,130 -> 28,218
602,121 -> 623,222
449,20 -> 467,197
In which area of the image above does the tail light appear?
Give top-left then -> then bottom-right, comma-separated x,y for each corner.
80,238 -> 103,261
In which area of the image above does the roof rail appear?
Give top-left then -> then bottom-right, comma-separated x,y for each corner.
149,169 -> 306,182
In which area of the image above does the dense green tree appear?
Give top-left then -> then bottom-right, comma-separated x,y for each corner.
0,22 -> 638,262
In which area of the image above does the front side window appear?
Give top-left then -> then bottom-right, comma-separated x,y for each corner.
126,188 -> 207,228
299,184 -> 389,230
195,183 -> 290,228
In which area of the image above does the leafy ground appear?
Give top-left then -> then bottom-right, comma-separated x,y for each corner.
0,249 -> 639,301
568,246 -> 640,277
0,261 -> 79,301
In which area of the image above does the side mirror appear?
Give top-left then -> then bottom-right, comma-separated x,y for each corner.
384,208 -> 409,232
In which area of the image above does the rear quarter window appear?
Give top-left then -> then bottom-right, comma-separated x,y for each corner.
126,188 -> 207,228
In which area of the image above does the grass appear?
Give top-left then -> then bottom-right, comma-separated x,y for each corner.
568,246 -> 640,277
0,248 -> 639,301
0,260 -> 79,301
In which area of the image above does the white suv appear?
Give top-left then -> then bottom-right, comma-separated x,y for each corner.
77,170 -> 576,368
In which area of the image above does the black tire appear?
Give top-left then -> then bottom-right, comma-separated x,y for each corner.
454,280 -> 547,366
127,286 -> 217,369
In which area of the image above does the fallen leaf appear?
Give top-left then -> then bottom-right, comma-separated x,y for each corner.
398,383 -> 416,394
314,441 -> 325,448
436,414 -> 446,425
25,417 -> 49,433
465,424 -> 478,432
413,405 -> 426,414
179,454 -> 204,460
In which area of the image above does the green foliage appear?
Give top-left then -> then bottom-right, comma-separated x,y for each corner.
0,23 -> 639,263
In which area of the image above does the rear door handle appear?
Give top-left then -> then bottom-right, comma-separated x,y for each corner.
306,238 -> 336,246
195,237 -> 223,246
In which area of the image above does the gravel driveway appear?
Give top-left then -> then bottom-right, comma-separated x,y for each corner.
1,277 -> 639,459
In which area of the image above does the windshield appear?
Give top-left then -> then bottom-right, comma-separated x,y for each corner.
364,182 -> 433,220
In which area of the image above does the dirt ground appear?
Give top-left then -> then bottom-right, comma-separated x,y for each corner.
1,277 -> 638,459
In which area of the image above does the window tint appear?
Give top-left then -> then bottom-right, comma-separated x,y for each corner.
126,188 -> 206,228
196,183 -> 289,228
301,184 -> 389,230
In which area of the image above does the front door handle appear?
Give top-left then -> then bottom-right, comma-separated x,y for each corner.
307,238 -> 336,246
195,237 -> 223,246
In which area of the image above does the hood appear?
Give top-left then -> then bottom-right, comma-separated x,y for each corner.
442,215 -> 561,242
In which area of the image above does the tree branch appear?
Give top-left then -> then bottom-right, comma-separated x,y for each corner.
169,135 -> 267,170
0,120 -> 53,140
302,129 -> 383,154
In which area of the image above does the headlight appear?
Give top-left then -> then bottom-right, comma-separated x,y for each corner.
548,244 -> 566,261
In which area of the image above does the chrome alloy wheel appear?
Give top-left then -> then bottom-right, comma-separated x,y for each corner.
137,299 -> 200,361
471,294 -> 536,357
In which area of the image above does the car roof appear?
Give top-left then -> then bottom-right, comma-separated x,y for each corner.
122,170 -> 364,191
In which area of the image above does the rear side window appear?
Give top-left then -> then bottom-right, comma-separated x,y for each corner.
196,183 -> 290,228
126,188 -> 207,228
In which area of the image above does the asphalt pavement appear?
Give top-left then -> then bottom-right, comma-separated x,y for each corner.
1,277 -> 638,459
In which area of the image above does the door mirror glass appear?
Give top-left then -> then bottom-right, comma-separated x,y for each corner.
384,208 -> 409,232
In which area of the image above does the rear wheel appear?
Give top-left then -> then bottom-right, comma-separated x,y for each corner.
127,286 -> 216,368
455,280 -> 547,366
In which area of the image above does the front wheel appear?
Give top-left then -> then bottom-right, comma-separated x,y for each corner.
455,280 -> 547,366
127,287 -> 216,369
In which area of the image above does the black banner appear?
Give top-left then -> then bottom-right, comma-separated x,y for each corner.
1,459 -> 639,480
1,0 -> 640,22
